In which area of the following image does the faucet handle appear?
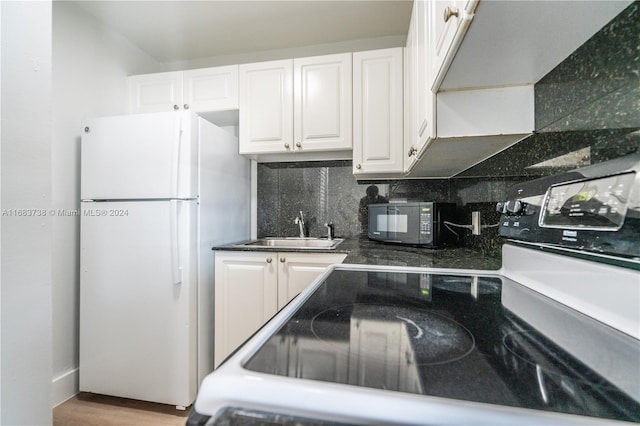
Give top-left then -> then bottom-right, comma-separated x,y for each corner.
324,222 -> 334,240
295,215 -> 306,237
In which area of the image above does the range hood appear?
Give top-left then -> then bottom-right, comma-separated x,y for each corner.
408,85 -> 533,178
405,0 -> 633,179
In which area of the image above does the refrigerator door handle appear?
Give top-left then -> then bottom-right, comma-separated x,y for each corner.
170,200 -> 183,285
171,117 -> 183,197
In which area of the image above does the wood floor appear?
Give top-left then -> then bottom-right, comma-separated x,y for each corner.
53,393 -> 191,426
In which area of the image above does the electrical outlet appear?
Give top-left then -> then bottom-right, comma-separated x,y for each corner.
472,211 -> 481,235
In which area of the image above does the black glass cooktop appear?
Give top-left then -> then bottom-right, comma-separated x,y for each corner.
244,269 -> 640,423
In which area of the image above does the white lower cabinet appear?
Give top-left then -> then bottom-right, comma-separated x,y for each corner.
276,252 -> 346,309
214,251 -> 346,367
213,251 -> 278,368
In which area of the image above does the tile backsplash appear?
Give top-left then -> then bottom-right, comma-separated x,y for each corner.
257,161 -> 524,256
534,1 -> 639,133
257,2 -> 639,259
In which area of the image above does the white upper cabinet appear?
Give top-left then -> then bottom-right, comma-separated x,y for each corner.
123,1 -> 631,174
406,0 -> 533,178
129,71 -> 183,113
239,53 -> 352,160
129,65 -> 239,114
239,59 -> 294,154
401,0 -> 533,178
404,0 -> 436,171
404,13 -> 417,173
294,53 -> 352,153
182,65 -> 239,112
440,0 -> 631,90
352,48 -> 404,178
404,0 -> 435,174
431,0 -> 474,90
415,0 -> 435,150
404,0 -> 630,178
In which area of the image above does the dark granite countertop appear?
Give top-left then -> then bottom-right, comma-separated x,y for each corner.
214,237 -> 502,271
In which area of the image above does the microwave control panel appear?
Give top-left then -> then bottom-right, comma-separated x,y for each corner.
419,208 -> 432,237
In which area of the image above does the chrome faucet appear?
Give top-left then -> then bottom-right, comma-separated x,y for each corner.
324,223 -> 334,240
294,211 -> 307,238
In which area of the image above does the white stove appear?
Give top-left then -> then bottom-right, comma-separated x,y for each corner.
189,155 -> 640,425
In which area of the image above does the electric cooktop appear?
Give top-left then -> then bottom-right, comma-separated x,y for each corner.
244,269 -> 640,423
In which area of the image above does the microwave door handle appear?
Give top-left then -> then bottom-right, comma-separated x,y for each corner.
388,208 -> 398,238
385,207 -> 396,238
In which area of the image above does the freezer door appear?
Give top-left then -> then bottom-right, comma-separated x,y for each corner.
79,200 -> 197,407
80,112 -> 198,200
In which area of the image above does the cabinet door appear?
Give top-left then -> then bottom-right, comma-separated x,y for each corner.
353,48 -> 404,175
214,252 -> 278,367
415,0 -> 435,151
404,8 -> 419,172
294,53 -> 352,152
183,65 -> 239,112
277,253 -> 346,310
432,0 -> 466,89
239,60 -> 294,154
129,71 -> 183,113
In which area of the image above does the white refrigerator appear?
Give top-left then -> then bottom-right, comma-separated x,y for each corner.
79,111 -> 250,407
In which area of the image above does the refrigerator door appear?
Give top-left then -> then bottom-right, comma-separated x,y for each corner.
80,112 -> 198,200
79,200 -> 197,407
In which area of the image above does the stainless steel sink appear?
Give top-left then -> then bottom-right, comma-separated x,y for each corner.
239,237 -> 344,250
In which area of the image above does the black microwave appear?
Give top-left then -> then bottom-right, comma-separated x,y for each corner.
368,202 -> 458,247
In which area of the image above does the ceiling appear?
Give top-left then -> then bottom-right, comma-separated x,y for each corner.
71,0 -> 413,64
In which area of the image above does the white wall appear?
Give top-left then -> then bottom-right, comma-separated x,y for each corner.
1,4 -> 3,420
1,1 -> 53,424
1,2 -> 3,419
52,2 -> 161,406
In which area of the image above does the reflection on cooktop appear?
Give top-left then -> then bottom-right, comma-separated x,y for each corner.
432,276 -> 501,296
311,304 -> 475,366
503,330 -> 609,386
242,270 -> 640,423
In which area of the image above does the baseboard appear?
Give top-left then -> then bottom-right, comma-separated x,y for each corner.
52,368 -> 79,407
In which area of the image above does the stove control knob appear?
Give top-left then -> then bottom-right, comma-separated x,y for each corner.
506,200 -> 524,215
523,203 -> 536,216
